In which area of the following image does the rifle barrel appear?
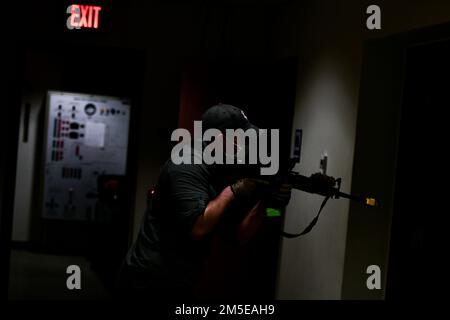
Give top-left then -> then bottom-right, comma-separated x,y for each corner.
336,191 -> 379,207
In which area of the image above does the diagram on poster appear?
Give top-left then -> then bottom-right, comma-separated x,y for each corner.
42,91 -> 131,220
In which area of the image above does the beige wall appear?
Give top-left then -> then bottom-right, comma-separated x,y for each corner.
274,0 -> 450,299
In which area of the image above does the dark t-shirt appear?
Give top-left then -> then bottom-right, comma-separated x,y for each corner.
118,154 -> 220,297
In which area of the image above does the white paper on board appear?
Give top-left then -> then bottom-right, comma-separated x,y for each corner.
85,122 -> 106,148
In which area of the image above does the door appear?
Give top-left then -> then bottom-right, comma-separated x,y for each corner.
388,38 -> 449,300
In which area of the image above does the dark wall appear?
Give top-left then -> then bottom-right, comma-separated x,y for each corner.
1,3 -> 25,299
341,34 -> 405,299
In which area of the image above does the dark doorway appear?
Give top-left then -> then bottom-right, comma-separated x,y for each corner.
387,38 -> 449,300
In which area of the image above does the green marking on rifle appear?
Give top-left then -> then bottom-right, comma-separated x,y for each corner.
266,208 -> 281,217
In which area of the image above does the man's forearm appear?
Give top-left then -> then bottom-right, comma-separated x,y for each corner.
236,201 -> 265,245
191,186 -> 234,240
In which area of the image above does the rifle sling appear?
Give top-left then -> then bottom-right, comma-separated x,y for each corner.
280,194 -> 332,238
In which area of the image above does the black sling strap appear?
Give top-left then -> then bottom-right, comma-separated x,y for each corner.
281,194 -> 332,238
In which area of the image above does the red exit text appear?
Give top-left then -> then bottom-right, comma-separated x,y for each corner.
66,4 -> 102,29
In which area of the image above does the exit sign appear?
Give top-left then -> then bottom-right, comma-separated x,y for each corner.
66,4 -> 102,29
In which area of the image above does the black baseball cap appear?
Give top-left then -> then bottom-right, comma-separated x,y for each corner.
201,104 -> 258,132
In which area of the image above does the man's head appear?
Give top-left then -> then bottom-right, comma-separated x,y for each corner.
202,103 -> 259,160
202,104 -> 257,133
201,104 -> 260,184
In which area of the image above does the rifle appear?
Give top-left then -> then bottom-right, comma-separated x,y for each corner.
264,159 -> 379,238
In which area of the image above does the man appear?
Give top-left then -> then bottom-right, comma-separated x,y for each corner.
116,104 -> 291,299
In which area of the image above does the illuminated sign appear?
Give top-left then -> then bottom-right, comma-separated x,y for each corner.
66,4 -> 102,29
